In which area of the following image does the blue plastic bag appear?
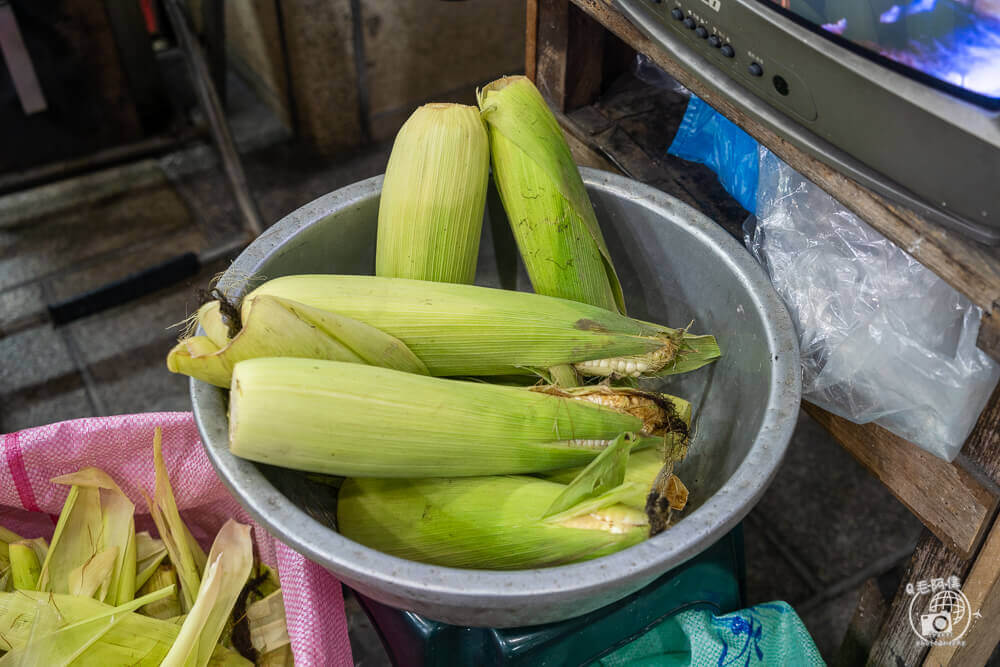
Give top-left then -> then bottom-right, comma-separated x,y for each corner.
667,96 -> 760,214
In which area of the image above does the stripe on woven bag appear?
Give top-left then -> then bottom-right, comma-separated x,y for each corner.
4,431 -> 41,512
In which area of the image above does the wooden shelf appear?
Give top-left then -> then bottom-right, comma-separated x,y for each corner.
527,2 -> 1000,664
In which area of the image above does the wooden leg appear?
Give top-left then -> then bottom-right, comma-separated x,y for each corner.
867,531 -> 970,666
924,518 -> 1000,665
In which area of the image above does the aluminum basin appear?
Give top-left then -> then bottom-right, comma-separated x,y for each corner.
191,168 -> 800,627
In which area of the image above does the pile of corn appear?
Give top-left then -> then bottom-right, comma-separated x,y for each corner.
0,428 -> 290,665
166,77 -> 720,571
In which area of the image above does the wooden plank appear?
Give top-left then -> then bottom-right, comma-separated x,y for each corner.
866,388 -> 1000,663
924,518 -> 1000,665
535,0 -> 605,111
566,0 -> 1000,361
833,578 -> 888,667
803,403 -> 997,559
977,309 -> 1000,365
526,0 -> 538,81
868,531 -> 970,666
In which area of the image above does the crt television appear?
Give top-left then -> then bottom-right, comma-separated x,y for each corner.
613,0 -> 1000,243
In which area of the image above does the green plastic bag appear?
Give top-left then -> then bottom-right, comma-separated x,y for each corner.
593,601 -> 825,666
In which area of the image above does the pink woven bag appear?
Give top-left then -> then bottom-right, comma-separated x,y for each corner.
0,411 -> 354,667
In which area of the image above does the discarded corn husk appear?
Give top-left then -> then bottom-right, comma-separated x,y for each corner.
135,530 -> 169,590
138,563 -> 183,619
36,467 -> 136,606
479,75 -> 625,315
376,103 -> 490,284
0,587 -> 249,665
229,358 -> 689,478
167,294 -> 428,388
241,275 -> 719,379
161,520 -> 254,667
142,427 -> 206,613
8,541 -> 41,590
247,589 -> 293,662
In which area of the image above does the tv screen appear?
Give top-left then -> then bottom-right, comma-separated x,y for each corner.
758,0 -> 1000,105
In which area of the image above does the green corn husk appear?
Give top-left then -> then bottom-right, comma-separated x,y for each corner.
338,475 -> 650,569
0,587 -> 249,665
142,427 -> 206,614
229,358 -> 689,478
376,103 -> 490,283
8,541 -> 41,591
242,275 -> 720,379
167,294 -> 428,388
135,531 -> 169,590
479,75 -> 625,315
36,467 -> 137,606
0,527 -> 20,593
162,520 -> 253,667
338,426 -> 694,570
337,435 -> 650,570
137,563 -> 182,619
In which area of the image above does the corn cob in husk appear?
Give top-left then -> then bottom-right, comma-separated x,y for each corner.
241,275 -> 719,379
338,430 -> 691,569
228,358 -> 689,478
479,75 -> 625,315
376,103 -> 490,284
167,295 -> 428,388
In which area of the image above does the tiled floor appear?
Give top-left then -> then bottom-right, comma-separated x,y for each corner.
1,128 -> 926,665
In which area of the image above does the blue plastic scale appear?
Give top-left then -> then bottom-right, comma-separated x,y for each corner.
353,526 -> 745,666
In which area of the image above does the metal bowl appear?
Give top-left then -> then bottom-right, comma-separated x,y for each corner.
192,168 -> 800,627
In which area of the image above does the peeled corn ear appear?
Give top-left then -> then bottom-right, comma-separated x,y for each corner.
229,358 -> 689,478
479,75 -> 624,314
377,103 -> 490,283
245,275 -> 720,378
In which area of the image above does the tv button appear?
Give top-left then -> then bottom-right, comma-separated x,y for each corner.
721,44 -> 735,57
695,25 -> 708,38
748,62 -> 763,76
671,7 -> 684,19
683,16 -> 696,28
708,34 -> 722,47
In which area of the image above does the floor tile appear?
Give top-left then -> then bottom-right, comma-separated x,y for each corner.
0,325 -> 76,393
743,512 -> 817,607
344,590 -> 392,667
800,587 -> 863,662
0,180 -> 194,291
754,411 -> 924,586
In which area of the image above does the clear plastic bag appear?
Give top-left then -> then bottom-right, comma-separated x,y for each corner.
748,148 -> 999,460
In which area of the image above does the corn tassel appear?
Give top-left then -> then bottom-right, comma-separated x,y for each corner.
242,275 -> 719,378
479,75 -> 625,314
229,358 -> 688,478
376,103 -> 490,283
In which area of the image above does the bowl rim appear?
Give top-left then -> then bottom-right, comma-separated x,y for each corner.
192,168 -> 801,609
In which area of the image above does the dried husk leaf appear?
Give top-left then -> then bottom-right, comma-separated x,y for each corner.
161,520 -> 253,667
